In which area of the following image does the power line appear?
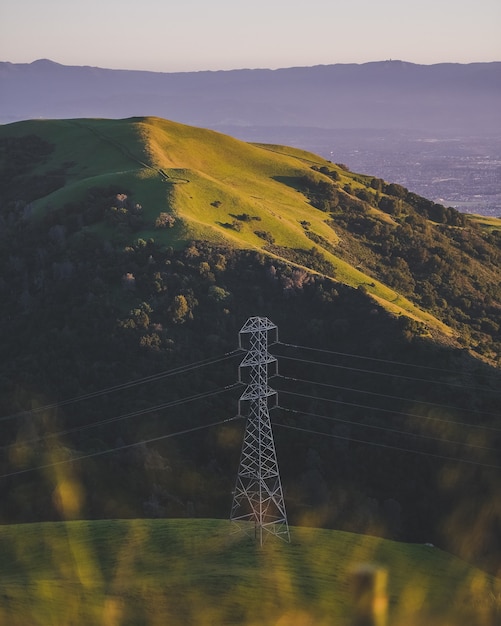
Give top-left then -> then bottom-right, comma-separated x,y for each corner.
2,329 -> 499,481
277,389 -> 501,436
277,341 -> 501,382
1,383 -> 242,451
275,353 -> 501,394
275,406 -> 498,453
274,374 -> 501,423
0,350 -> 241,424
271,421 -> 501,471
0,415 -> 241,480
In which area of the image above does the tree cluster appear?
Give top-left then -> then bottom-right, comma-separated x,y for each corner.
298,168 -> 501,361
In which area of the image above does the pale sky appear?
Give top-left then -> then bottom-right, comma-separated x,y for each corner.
1,0 -> 500,72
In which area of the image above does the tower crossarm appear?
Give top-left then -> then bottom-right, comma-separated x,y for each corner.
240,351 -> 277,368
240,384 -> 277,401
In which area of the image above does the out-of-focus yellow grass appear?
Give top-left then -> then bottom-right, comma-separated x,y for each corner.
0,517 -> 499,626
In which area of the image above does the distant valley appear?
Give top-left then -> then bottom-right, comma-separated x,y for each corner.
220,127 -> 501,218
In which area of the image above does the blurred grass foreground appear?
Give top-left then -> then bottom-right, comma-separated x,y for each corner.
0,517 -> 500,626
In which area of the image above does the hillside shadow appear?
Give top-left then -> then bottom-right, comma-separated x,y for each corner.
216,221 -> 239,230
272,175 -> 305,192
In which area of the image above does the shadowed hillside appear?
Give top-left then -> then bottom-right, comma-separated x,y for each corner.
0,117 -> 500,582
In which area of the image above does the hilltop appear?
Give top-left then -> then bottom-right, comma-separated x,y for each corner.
1,116 -> 499,346
0,117 -> 500,577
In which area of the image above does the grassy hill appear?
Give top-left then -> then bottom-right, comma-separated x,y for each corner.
3,116 -> 501,352
0,518 -> 499,626
1,116 -> 501,586
0,116 -> 461,336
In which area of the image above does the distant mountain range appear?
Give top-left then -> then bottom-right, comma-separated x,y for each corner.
1,59 -> 500,135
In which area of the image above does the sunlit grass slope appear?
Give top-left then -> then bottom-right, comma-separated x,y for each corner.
1,116 -> 452,334
137,116 -> 343,249
467,213 -> 501,232
0,518 -> 499,626
11,116 -> 340,250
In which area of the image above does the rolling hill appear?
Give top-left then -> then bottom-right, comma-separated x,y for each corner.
2,116 -> 497,338
1,116 -> 501,586
1,518 -> 499,625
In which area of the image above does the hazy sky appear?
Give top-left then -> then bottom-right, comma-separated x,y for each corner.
2,0 -> 500,72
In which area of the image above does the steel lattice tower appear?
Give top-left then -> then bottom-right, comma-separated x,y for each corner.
230,317 -> 290,545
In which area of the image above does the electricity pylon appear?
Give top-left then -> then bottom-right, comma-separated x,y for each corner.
230,317 -> 290,545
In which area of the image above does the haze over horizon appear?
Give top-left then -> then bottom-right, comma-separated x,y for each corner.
2,0 -> 500,73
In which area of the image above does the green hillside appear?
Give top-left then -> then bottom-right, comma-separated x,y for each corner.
3,116 -> 501,352
1,518 -> 499,626
1,117 -> 501,587
0,116 -> 459,336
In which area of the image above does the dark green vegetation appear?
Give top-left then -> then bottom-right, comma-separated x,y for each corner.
299,167 -> 501,356
1,518 -> 499,626
0,117 -> 500,595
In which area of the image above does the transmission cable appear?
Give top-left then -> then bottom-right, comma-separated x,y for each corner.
271,421 -> 501,470
1,383 -> 242,451
0,415 -> 241,480
275,353 -> 501,394
277,341 -> 501,382
275,405 -> 498,452
274,373 -> 501,422
0,350 -> 241,423
277,389 -> 501,434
